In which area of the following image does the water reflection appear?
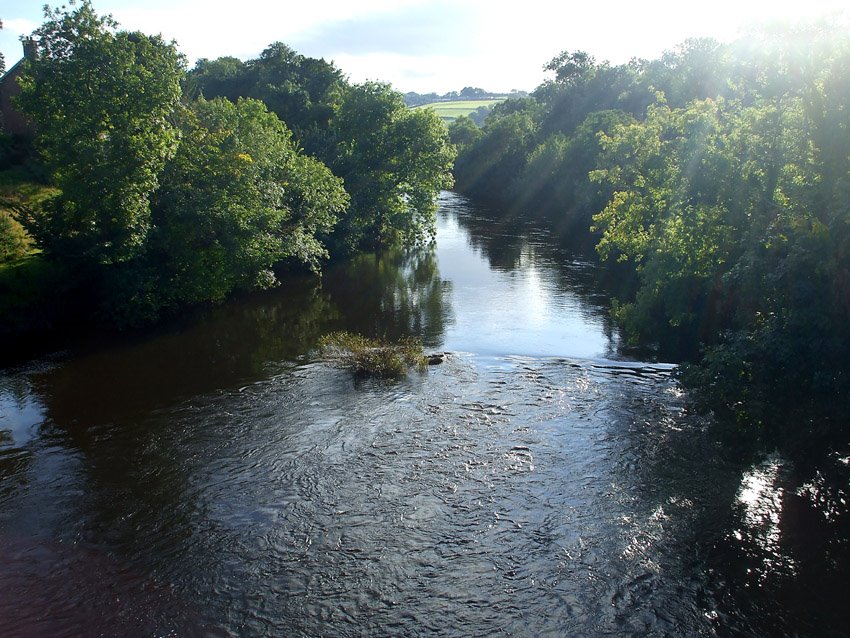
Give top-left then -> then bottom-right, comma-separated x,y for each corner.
0,376 -> 44,447
733,455 -> 792,580
436,193 -> 619,359
323,244 -> 451,349
18,246 -> 450,431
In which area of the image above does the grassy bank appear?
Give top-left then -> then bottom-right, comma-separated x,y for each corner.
0,166 -> 58,262
0,168 -> 83,361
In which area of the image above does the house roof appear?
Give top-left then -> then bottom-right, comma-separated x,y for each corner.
0,58 -> 25,85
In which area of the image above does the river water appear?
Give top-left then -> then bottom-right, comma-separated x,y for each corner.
1,192 -> 848,636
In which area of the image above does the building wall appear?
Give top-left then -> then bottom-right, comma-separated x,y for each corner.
0,63 -> 33,137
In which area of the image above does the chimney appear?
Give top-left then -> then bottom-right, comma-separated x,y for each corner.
22,38 -> 37,61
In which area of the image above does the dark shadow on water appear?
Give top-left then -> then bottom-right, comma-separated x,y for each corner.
17,244 -> 450,430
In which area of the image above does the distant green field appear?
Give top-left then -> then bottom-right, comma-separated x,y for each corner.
412,99 -> 504,122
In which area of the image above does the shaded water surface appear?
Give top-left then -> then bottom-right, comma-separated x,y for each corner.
1,192 -> 848,636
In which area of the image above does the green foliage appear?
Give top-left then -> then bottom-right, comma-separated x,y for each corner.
0,4 -> 455,342
453,53 -> 650,223
591,97 -> 746,345
447,115 -> 482,154
518,109 -> 635,230
544,50 -> 597,86
329,82 -> 455,250
0,210 -> 30,261
16,1 -> 184,265
318,331 -> 427,378
92,97 -> 348,326
591,31 -> 850,445
189,51 -> 455,253
188,43 -> 345,157
454,23 -> 850,448
453,106 -> 538,205
0,168 -> 58,262
245,42 -> 345,156
184,56 -> 249,103
142,97 -> 347,314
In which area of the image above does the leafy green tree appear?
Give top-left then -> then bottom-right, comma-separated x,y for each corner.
329,82 -> 455,250
453,106 -> 537,205
185,56 -> 249,102
449,23 -> 850,447
640,39 -> 730,108
518,109 -> 635,229
459,86 -> 487,99
189,48 -> 454,253
544,50 -> 596,86
246,42 -> 344,154
0,210 -> 30,261
592,40 -> 850,445
140,97 -> 348,314
447,115 -> 482,154
16,1 -> 184,265
188,43 -> 346,157
591,96 -> 768,347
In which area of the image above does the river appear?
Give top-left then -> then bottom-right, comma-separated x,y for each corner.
1,192 -> 848,636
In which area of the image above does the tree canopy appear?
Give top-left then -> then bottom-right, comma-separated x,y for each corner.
187,51 -> 455,252
451,25 -> 850,449
141,97 -> 347,316
13,1 -> 452,326
11,0 -> 454,325
328,82 -> 454,250
17,2 -> 184,265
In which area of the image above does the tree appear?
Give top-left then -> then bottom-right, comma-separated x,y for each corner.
185,56 -> 249,102
0,210 -> 31,262
518,109 -> 635,231
16,1 -> 184,265
544,50 -> 596,85
453,106 -> 538,205
188,43 -> 346,156
447,115 -> 482,154
142,97 -> 348,314
459,86 -> 487,99
329,82 -> 455,250
189,46 -> 455,254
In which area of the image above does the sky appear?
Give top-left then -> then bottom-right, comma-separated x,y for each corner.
1,0 -> 848,94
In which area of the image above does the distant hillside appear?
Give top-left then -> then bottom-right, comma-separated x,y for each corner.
404,87 -> 527,107
411,99 -> 505,124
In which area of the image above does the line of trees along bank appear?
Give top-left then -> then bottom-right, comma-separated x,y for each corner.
10,2 -> 453,328
450,27 -> 850,451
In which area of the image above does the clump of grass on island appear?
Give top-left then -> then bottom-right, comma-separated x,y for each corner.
318,331 -> 428,378
0,166 -> 58,263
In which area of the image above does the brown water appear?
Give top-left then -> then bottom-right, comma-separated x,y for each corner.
1,192 -> 848,636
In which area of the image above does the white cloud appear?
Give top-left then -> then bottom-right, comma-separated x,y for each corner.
111,0 -> 431,62
3,0 -> 848,92
3,18 -> 39,36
